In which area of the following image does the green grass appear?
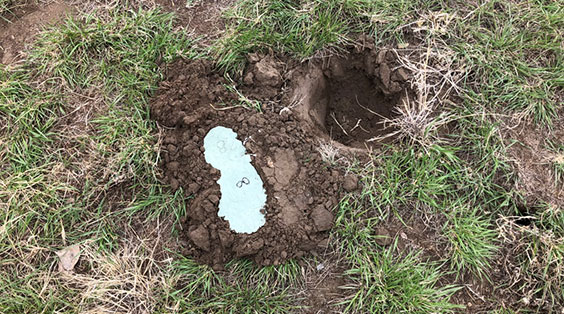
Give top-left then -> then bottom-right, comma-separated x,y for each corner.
0,5 -> 307,313
214,0 -> 440,73
0,67 -> 63,172
340,240 -> 462,313
0,6 -> 203,312
452,0 -> 563,125
442,203 -> 498,279
167,257 -> 300,313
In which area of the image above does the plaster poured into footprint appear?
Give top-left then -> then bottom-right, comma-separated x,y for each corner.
203,126 -> 267,233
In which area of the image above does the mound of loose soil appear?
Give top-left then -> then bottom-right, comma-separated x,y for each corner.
150,59 -> 358,268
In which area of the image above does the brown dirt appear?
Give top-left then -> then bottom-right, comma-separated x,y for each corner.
154,0 -> 234,43
0,1 -> 74,65
148,42 -> 414,268
505,115 -> 564,208
301,261 -> 347,314
149,58 -> 362,268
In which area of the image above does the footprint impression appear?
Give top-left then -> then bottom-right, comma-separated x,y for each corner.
203,126 -> 267,233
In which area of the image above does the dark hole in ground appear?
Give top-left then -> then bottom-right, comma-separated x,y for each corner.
289,49 -> 411,149
515,216 -> 533,226
323,61 -> 401,147
514,204 -> 540,226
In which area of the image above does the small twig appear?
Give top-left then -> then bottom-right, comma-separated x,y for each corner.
210,103 -> 238,111
355,96 -> 387,120
358,125 -> 371,134
465,284 -> 487,303
330,112 -> 349,136
350,119 -> 362,132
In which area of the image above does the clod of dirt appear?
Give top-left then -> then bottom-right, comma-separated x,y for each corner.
242,54 -> 285,99
288,48 -> 412,148
311,206 -> 334,232
343,174 -> 359,192
189,225 -> 211,251
150,59 -> 349,267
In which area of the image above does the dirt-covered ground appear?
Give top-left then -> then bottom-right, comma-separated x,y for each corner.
1,0 -> 563,313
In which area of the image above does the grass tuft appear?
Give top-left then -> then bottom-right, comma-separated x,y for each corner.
442,203 -> 498,279
340,240 -> 462,313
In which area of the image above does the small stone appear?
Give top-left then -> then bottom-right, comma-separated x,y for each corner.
375,227 -> 392,246
379,63 -> 391,89
343,175 -> 359,192
189,226 -> 210,251
311,206 -> 334,231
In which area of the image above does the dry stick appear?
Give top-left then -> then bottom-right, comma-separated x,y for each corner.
330,112 -> 349,136
355,96 -> 387,119
210,103 -> 239,111
358,124 -> 371,134
350,119 -> 363,133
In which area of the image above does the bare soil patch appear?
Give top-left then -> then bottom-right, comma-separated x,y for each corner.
505,115 -> 564,208
0,1 -> 74,65
154,0 -> 234,43
150,59 -> 361,268
148,43 -> 414,268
